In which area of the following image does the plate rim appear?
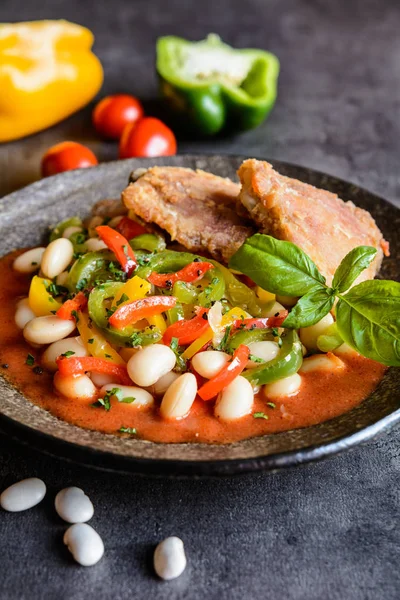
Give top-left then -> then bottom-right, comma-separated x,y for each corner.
1,153 -> 399,476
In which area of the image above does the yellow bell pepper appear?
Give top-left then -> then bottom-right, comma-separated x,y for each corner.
182,306 -> 249,359
77,312 -> 125,365
255,286 -> 275,304
29,276 -> 62,316
111,276 -> 167,334
0,20 -> 103,142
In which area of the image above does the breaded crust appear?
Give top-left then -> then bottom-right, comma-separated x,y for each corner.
122,166 -> 256,263
238,159 -> 387,284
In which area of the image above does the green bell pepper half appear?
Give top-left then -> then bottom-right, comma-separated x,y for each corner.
242,330 -> 303,385
157,34 -> 279,136
67,250 -> 125,293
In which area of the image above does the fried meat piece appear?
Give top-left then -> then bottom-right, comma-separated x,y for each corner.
238,159 -> 387,284
122,166 -> 255,263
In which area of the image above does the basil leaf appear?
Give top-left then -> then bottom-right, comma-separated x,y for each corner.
283,288 -> 335,329
332,246 -> 377,293
229,234 -> 326,296
336,280 -> 400,366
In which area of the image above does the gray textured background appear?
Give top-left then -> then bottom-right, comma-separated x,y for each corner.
0,0 -> 399,598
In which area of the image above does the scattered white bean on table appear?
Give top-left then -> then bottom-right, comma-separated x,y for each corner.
154,536 -> 187,580
13,247 -> 45,274
55,487 -> 94,524
41,238 -> 74,279
127,344 -> 176,387
63,523 -> 104,566
1,478 -> 46,512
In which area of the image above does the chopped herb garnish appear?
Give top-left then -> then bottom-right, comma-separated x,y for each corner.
71,310 -> 79,323
46,282 -> 68,297
116,293 -> 129,306
73,251 -> 84,260
253,412 -> 269,420
119,426 -> 137,435
105,306 -> 117,318
33,366 -> 43,375
267,402 -> 276,409
105,354 -> 112,359
271,327 -> 280,337
76,278 -> 88,291
126,332 -> 143,347
88,338 -> 94,344
92,387 -> 121,411
119,397 -> 136,404
249,354 -> 265,363
31,261 -> 38,266
61,351 -> 75,358
25,354 -> 35,366
217,325 -> 232,352
170,337 -> 179,352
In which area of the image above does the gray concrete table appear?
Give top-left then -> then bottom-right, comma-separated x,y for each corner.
0,1 -> 399,598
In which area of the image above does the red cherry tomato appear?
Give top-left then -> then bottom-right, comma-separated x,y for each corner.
119,117 -> 177,159
41,142 -> 98,177
93,94 -> 144,139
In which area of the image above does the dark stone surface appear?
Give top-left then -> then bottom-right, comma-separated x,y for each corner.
0,0 -> 399,598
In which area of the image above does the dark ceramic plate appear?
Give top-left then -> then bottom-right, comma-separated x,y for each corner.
0,155 -> 399,476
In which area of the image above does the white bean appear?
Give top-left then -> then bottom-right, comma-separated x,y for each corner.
214,376 -> 254,421
13,247 -> 45,274
54,373 -> 97,400
154,537 -> 187,580
300,354 -> 345,373
42,337 -> 87,372
160,373 -> 197,420
87,215 -> 104,238
62,226 -> 83,239
263,301 -> 286,318
246,341 -> 280,368
276,294 -> 298,307
263,373 -> 302,399
1,478 -> 46,512
100,384 -> 154,408
23,315 -> 75,345
191,350 -> 230,379
84,238 -> 108,252
63,523 -> 104,566
15,297 -> 35,329
299,314 -> 335,352
56,271 -> 69,287
55,487 -> 94,524
90,372 -> 116,387
151,371 -> 180,396
334,343 -> 359,357
41,238 -> 74,279
127,344 -> 176,387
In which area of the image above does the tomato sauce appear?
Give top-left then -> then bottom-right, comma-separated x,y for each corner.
0,251 -> 387,444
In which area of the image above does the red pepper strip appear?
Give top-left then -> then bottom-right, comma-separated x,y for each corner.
163,308 -> 209,346
232,311 -> 288,331
148,261 -> 214,288
96,225 -> 137,276
56,356 -> 131,385
56,292 -> 88,321
238,274 -> 257,288
116,216 -> 147,240
198,344 -> 250,401
109,295 -> 177,330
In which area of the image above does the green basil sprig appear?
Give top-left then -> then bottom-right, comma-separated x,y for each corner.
230,235 -> 400,366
